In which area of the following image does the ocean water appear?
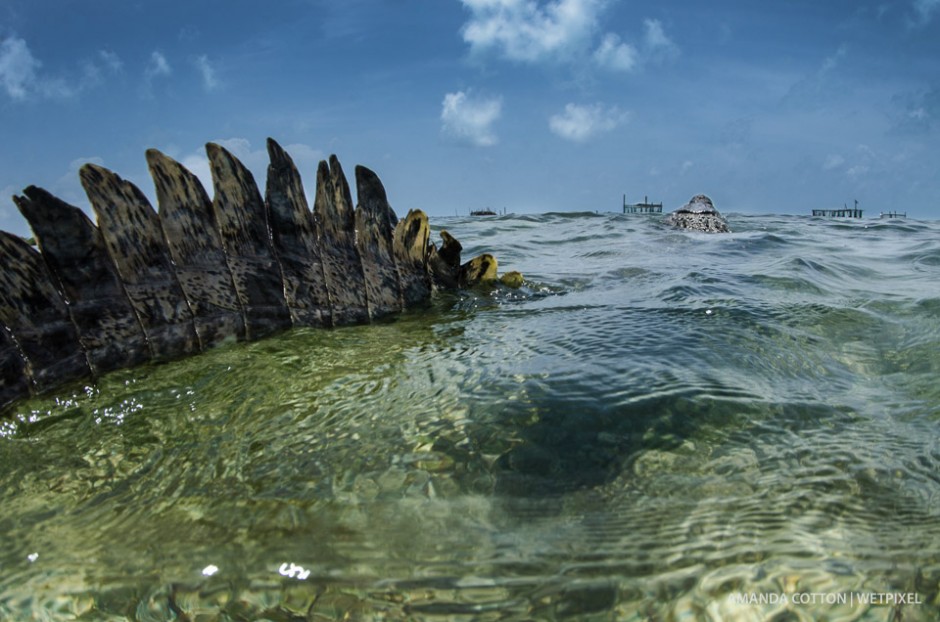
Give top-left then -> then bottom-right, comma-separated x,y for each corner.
1,212 -> 939,621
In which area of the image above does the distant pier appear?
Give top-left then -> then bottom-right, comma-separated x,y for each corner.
623,195 -> 663,214
812,200 -> 863,218
880,211 -> 906,219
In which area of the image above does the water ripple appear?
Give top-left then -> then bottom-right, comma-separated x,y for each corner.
2,213 -> 940,620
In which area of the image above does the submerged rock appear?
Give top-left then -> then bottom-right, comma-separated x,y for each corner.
664,195 -> 730,233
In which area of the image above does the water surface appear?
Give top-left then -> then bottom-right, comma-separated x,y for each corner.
2,213 -> 939,621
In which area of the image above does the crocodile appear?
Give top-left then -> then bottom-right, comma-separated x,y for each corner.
0,138 -> 517,413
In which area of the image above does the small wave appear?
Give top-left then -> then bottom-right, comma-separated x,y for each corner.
909,250 -> 940,274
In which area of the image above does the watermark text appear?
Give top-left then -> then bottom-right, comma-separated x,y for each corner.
731,592 -> 923,607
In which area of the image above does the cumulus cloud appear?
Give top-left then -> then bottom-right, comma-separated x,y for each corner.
457,1 -> 680,72
548,103 -> 628,142
592,33 -> 638,71
459,0 -> 603,63
441,90 -> 502,147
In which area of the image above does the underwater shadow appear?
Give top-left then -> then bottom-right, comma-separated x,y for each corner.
486,385 -> 711,500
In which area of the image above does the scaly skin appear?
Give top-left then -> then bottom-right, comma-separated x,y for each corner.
0,138 -> 517,414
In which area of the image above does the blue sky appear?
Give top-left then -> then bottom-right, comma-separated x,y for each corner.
1,0 -> 939,237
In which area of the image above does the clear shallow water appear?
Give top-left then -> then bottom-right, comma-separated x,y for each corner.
1,212 -> 939,621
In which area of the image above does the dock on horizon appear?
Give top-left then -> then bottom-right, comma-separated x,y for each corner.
623,195 -> 663,214
812,200 -> 863,219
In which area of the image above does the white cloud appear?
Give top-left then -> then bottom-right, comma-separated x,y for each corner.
0,37 -> 40,99
194,55 -> 219,91
441,90 -> 502,147
459,0 -> 602,63
548,103 -> 628,142
0,36 -> 73,99
0,38 -> 122,101
458,2 -> 680,72
592,33 -> 638,71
